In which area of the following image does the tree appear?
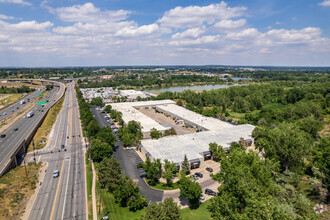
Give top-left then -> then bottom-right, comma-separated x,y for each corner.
120,120 -> 143,147
127,194 -> 148,211
209,142 -> 227,162
98,157 -> 122,191
179,173 -> 202,208
143,158 -> 161,185
181,154 -> 190,174
96,127 -> 115,146
104,105 -> 112,113
90,97 -> 104,107
87,120 -> 100,137
253,123 -> 312,172
91,139 -> 113,162
164,127 -> 177,136
150,128 -> 162,139
141,198 -> 181,220
162,159 -> 178,187
114,176 -> 139,207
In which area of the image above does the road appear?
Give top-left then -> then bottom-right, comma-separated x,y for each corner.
0,87 -> 60,173
28,82 -> 86,220
90,106 -> 164,203
0,87 -> 46,121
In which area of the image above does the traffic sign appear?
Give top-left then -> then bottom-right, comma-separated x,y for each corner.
38,101 -> 46,105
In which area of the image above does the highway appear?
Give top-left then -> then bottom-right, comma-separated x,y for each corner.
0,87 -> 46,121
0,87 -> 60,173
28,82 -> 86,220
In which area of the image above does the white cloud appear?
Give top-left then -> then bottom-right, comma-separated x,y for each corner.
214,19 -> 246,29
172,28 -> 205,39
55,2 -> 130,23
115,23 -> 159,37
319,0 -> 330,6
0,1 -> 329,66
157,1 -> 247,29
0,14 -> 14,20
0,0 -> 31,6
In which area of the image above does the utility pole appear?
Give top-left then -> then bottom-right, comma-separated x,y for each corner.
23,156 -> 28,179
32,140 -> 36,164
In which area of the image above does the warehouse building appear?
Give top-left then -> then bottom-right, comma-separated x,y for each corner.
109,100 -> 255,168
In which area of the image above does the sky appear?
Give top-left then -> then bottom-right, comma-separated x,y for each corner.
0,0 -> 330,67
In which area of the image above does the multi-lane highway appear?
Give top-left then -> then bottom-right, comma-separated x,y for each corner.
28,82 -> 86,220
0,87 -> 46,121
0,86 -> 61,175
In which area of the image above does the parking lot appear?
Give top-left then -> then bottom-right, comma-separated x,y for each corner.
162,160 -> 221,208
138,108 -> 196,135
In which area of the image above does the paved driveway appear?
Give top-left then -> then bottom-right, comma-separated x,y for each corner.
91,106 -> 163,203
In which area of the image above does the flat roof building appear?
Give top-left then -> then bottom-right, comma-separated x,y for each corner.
109,100 -> 255,168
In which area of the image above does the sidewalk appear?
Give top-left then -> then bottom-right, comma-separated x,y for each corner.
91,161 -> 98,220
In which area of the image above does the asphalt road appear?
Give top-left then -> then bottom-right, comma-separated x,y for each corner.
0,87 -> 60,173
90,106 -> 163,203
0,87 -> 46,121
28,82 -> 86,220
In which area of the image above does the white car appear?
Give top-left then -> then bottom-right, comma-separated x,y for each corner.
53,170 -> 59,178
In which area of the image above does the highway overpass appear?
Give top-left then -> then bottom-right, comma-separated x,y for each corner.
0,79 -> 65,177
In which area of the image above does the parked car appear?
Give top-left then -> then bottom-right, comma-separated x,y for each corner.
205,189 -> 216,196
53,170 -> 59,178
206,167 -> 213,172
61,144 -> 65,149
200,195 -> 205,200
191,174 -> 199,180
126,147 -> 133,150
195,172 -> 203,178
1,134 -> 6,138
13,128 -> 18,131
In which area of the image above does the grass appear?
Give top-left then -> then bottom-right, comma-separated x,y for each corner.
0,163 -> 41,219
181,200 -> 212,220
145,179 -> 180,190
27,95 -> 64,152
0,93 -> 23,110
85,153 -> 93,220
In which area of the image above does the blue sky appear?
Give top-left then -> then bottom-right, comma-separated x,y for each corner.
0,0 -> 329,67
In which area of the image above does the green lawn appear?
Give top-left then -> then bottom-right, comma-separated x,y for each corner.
181,200 -> 212,220
85,154 -> 93,220
145,179 -> 180,190
99,191 -> 145,220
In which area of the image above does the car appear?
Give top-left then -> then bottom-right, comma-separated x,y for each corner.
13,128 -> 18,131
23,116 -> 26,119
191,174 -> 199,180
3,112 -> 6,116
1,134 -> 6,138
195,172 -> 203,178
53,170 -> 59,178
206,167 -> 213,172
16,107 -> 19,109
126,147 -> 133,150
61,144 -> 65,149
10,105 -> 13,108
200,195 -> 205,200
67,136 -> 69,139
205,189 -> 216,196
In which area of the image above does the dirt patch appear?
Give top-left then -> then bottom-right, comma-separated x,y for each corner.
138,108 -> 196,135
0,163 -> 41,219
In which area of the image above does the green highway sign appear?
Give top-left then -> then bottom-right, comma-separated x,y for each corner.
37,93 -> 42,95
38,101 -> 46,105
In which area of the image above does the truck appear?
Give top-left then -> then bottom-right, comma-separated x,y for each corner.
27,111 -> 34,118
20,100 -> 26,105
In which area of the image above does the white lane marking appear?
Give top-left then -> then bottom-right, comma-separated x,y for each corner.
61,158 -> 71,220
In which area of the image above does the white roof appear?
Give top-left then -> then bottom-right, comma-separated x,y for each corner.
157,104 -> 233,131
109,100 -> 175,132
141,124 -> 255,163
